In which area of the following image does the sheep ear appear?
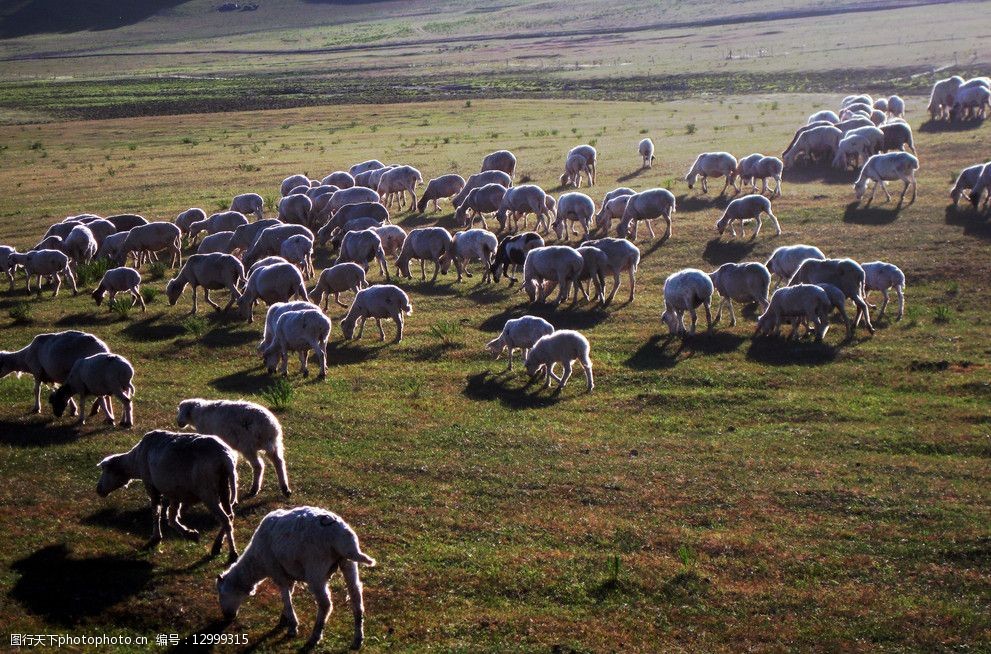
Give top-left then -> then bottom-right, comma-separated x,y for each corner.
97,456 -> 112,468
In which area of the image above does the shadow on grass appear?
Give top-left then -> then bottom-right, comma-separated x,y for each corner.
746,337 -> 837,365
9,543 -> 153,625
83,503 -> 232,541
944,204 -> 991,240
477,301 -> 611,332
54,312 -> 119,327
0,417 -> 82,447
201,325 -> 259,349
918,118 -> 985,133
326,341 -> 383,365
121,313 -> 185,341
625,332 -> 746,369
400,211 -> 453,230
701,238 -> 758,266
209,368 -> 276,394
842,200 -> 902,225
677,193 -> 730,212
782,164 -> 855,186
616,168 -> 650,183
463,370 -> 561,409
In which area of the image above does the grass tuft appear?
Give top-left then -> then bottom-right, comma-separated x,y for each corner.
8,301 -> 31,323
75,258 -> 110,287
181,315 -> 207,337
428,320 -> 465,347
261,378 -> 294,412
148,261 -> 168,280
932,305 -> 953,323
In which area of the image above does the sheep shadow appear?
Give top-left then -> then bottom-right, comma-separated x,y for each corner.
9,543 -> 153,626
746,337 -> 837,365
782,165 -> 854,185
701,238 -> 758,266
465,283 -> 510,305
54,311 -> 120,327
201,325 -> 260,349
842,201 -> 902,225
400,212 -> 454,230
944,205 -> 991,240
477,301 -> 611,333
121,313 -> 185,341
462,370 -> 561,409
625,332 -> 745,369
83,504 -> 232,540
0,417 -> 83,447
326,341 -> 383,365
677,194 -> 730,212
918,118 -> 985,133
209,368 -> 277,394
616,168 -> 650,183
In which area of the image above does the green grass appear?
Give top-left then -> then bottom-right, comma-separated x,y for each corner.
260,378 -> 295,412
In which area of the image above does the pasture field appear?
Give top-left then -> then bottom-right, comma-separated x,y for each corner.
0,93 -> 989,652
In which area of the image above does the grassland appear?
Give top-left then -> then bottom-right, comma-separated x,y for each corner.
0,92 -> 989,652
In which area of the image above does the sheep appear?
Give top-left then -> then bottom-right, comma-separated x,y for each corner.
377,165 -> 423,211
396,227 -> 452,281
661,269 -> 713,336
311,263 -> 367,310
280,234 -> 315,279
238,263 -> 310,323
44,221 -> 78,240
0,245 -> 16,290
451,170 -> 513,208
496,184 -> 554,233
869,109 -> 887,126
216,506 -> 374,651
197,230 -> 236,255
31,235 -> 63,252
787,257 -> 874,336
596,187 -> 635,223
808,110 -> 840,124
879,122 -> 917,154
950,85 -> 991,120
62,224 -> 97,268
522,245 -> 583,306
49,353 -> 134,427
287,184 -> 311,197
553,192 -> 594,241
950,163 -> 988,207
256,301 -> 315,352
559,152 -> 592,188
230,193 -> 265,220
328,218 -> 384,251
372,224 -> 406,270
765,244 -> 825,287
189,211 -> 249,246
486,316 -> 554,370
782,126 -> 843,167
927,75 -> 965,120
334,228 -> 388,280
261,309 -> 330,379
708,262 -> 771,326
0,330 -> 110,414
321,171 -> 355,188
750,156 -> 783,197
862,261 -> 906,321
366,166 -> 396,196
595,194 -> 631,235
839,103 -> 873,121
567,145 -> 597,186
248,256 -> 289,277
340,284 -> 412,342
92,266 -> 145,312
579,237 -> 639,304
685,152 -> 739,194
735,153 -> 764,188
9,249 -> 77,296
886,95 -> 905,118
841,94 -> 873,108
481,150 -> 517,179
969,163 -> 991,211
307,188 -> 337,219
280,174 -> 310,197
352,167 -> 386,190
417,174 -> 466,213
318,202 -> 390,241
638,138 -> 655,168
450,228 -> 498,283
814,282 -> 852,335
454,183 -> 507,229
227,219 -> 282,255
524,330 -> 594,392
118,221 -> 182,268
277,194 -> 313,228
572,245 -> 607,304
490,232 -> 544,284
833,134 -> 870,170
98,430 -> 239,561
175,208 -> 207,241
873,98 -> 888,112
348,160 -> 384,176
166,253 -> 245,314
326,187 -> 381,217
853,152 -> 919,206
243,224 -> 313,268
716,194 -> 781,239
845,124 -> 885,154
755,284 -> 833,341
616,188 -> 676,241
95,231 -> 129,263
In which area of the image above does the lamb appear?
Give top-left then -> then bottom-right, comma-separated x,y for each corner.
450,228 -> 498,283
335,229 -> 389,280
661,268 -> 713,336
708,262 -> 771,326
97,430 -> 239,561
95,231 -> 128,262
118,221 -> 182,268
280,174 -> 310,197
853,152 -> 919,206
451,170 -> 513,208
887,95 -> 905,118
638,138 -> 655,168
92,266 -> 145,312
349,159 -> 384,176
595,194 -> 631,235
927,75 -> 965,120
481,150 -> 517,179
230,193 -> 265,220
950,85 -> 991,120
353,167 -> 388,190
869,109 -> 887,126
0,245 -> 16,290
950,163 -> 988,206
572,245 -> 607,304
490,232 -> 544,284
715,194 -> 781,239
396,227 -> 453,282
453,183 -> 507,229
787,257 -> 874,336
261,309 -> 330,379
524,330 -> 594,392
105,214 -> 147,232
861,261 -> 906,320
197,230 -> 236,255
839,103 -> 872,121
44,221 -> 79,240
755,284 -> 832,341
216,507 -> 375,651
782,126 -> 843,167
496,184 -> 554,233
175,208 -> 207,241
486,315 -> 554,370
280,234 -> 315,279
372,224 -> 406,272
311,263 -> 367,309
166,253 -> 245,314
340,285 -> 412,343
559,152 -> 592,188
321,171 -> 355,188
735,153 -> 763,188
750,156 -> 783,197
62,224 -> 98,268
616,188 -> 676,241
0,330 -> 109,414
765,244 -> 826,287
521,245 -> 583,306
594,187 -> 635,230
243,224 -> 313,269
238,262 -> 310,323
31,235 -> 63,252
685,152 -> 739,194
277,194 -> 313,228
377,165 -> 423,211
9,249 -> 77,296
189,211 -> 249,246
552,192 -> 594,241
567,145 -> 597,186
417,174 -> 466,213
808,110 -> 840,124
49,353 -> 135,427
969,163 -> 991,210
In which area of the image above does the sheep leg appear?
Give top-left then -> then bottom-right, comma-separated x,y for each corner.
278,584 -> 299,636
704,301 -> 713,332
880,181 -> 892,203
52,273 -> 62,297
419,259 -> 426,281
145,491 -> 165,549
114,389 -> 132,427
208,499 -> 237,562
203,289 -> 222,311
31,379 -> 42,413
878,289 -> 890,319
190,287 -> 199,314
167,502 -> 199,541
268,448 -> 292,496
247,452 -> 265,498
605,269 -> 621,305
558,361 -> 573,389
355,317 -> 366,340
853,295 -> 875,334
909,173 -> 917,204
132,288 -> 146,312
299,349 -> 310,377
751,215 -> 762,240
66,268 -> 78,295
335,292 -> 349,308
729,299 -> 739,327
222,285 -> 241,311
663,212 -> 672,240
304,581 -> 332,649
341,560 -> 366,650
896,286 -> 904,320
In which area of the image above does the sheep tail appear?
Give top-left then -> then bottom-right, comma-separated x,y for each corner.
340,534 -> 376,567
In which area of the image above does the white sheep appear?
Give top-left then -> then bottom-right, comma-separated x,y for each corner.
105,214 -> 147,232
348,159 -> 384,176
862,261 -> 906,320
879,122 -> 917,154
951,85 -> 991,120
216,506 -> 375,650
887,95 -> 905,118
118,221 -> 182,268
715,194 -> 781,239
661,268 -> 713,336
321,171 -> 355,188
340,284 -> 412,342
616,188 -> 676,240
559,152 -> 592,188
567,145 -> 597,186
685,152 -> 739,194
280,174 -> 310,197
764,245 -> 824,290
0,245 -> 16,290
278,194 -> 313,227
950,163 -> 988,207
319,202 -> 389,240
873,98 -> 888,112
521,245 -> 583,306
486,315 -> 555,370
9,249 -> 77,296
450,228 -> 498,282
396,227 -> 452,281
377,165 -> 423,211
581,237 -> 640,304
98,430 -> 239,561
92,266 -> 145,312
481,150 -> 517,179
572,245 -> 607,304
490,232 -> 545,284
782,126 -> 842,167
968,163 -> 991,211
238,262 -> 310,323
243,224 -> 313,269
451,170 -> 513,208
189,211 -> 249,246
594,194 -> 631,236
841,94 -> 873,108
49,353 -> 134,427
788,257 -> 874,337
833,133 -> 873,170
166,253 -> 245,314
755,284 -> 832,341
311,263 -> 367,310
280,234 -> 315,279
328,217 -> 384,251
261,309 -> 331,378
524,330 -> 594,392
853,152 -> 919,206
417,174 -> 466,213
230,193 -> 265,220
95,231 -> 129,262
454,183 -> 508,229
197,230 -> 236,255
638,138 -> 655,168
553,192 -> 594,241
496,184 -> 553,233
808,110 -> 840,124
63,224 -> 98,268
372,224 -> 406,274
708,262 -> 771,326
326,186 -> 382,217
335,229 -> 389,280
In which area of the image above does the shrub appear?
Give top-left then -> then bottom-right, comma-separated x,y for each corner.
932,305 -> 953,323
181,315 -> 207,337
141,287 -> 157,305
8,302 -> 31,323
108,296 -> 131,320
685,123 -> 697,135
148,261 -> 168,280
261,378 -> 294,412
75,258 -> 110,287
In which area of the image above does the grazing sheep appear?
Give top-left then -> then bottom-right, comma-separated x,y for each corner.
927,75 -> 965,120
98,430 -> 239,561
833,134 -> 872,170
0,245 -> 16,290
638,138 -> 656,168
352,166 -> 389,190
813,282 -> 852,335
879,122 -> 917,155
580,237 -> 640,304
278,194 -> 313,228
243,224 -> 313,269
708,262 -> 771,326
119,222 -> 182,268
396,227 -> 452,281
326,187 -> 381,217
616,188 -> 676,240
950,85 -> 991,120
238,263 -> 310,323
377,165 -> 423,211
862,261 -> 906,320
176,208 -> 208,241
248,256 -> 289,277
496,184 -> 554,233
522,245 -> 583,306
31,235 -> 63,252
454,183 -> 507,229
755,284 -> 832,341
572,245 -> 607,304
451,170 -> 513,208
873,98 -> 888,112
553,192 -> 595,241
166,253 -> 245,314
869,109 -> 886,126
559,152 -> 592,188
486,315 -> 554,370
372,224 -> 406,271
95,231 -> 129,263
328,218 -> 383,252
92,266 -> 145,312
842,94 -> 873,108
9,249 -> 77,296
261,309 -> 331,378
524,330 -> 594,392
490,232 -> 544,284
782,126 -> 843,167
189,211 -> 249,246
217,506 -> 374,650
335,229 -> 388,280
417,174 -> 466,213
319,202 -> 390,241
0,330 -> 109,414
788,258 -> 874,336
280,175 -> 310,197
481,150 -> 517,179
231,193 -> 265,220
280,234 -> 315,279
227,219 -> 282,255
321,171 -> 355,188
594,187 -> 635,233
257,301 -> 317,354
197,230 -> 236,255
311,263 -> 367,310
685,152 -> 739,194
808,110 -> 840,124
765,244 -> 826,287
845,124 -> 885,154
735,153 -> 763,188
62,224 -> 98,268
450,228 -> 498,282
886,95 -> 905,118
43,221 -> 78,240
661,269 -> 713,336
105,214 -> 147,232
348,160 -> 384,176
567,145 -> 597,186
49,353 -> 134,427
715,194 -> 781,239
595,194 -> 631,236
839,103 -> 872,121
340,284 -> 412,342
950,163 -> 988,206
853,152 -> 919,206
751,156 -> 783,197
969,163 -> 991,210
